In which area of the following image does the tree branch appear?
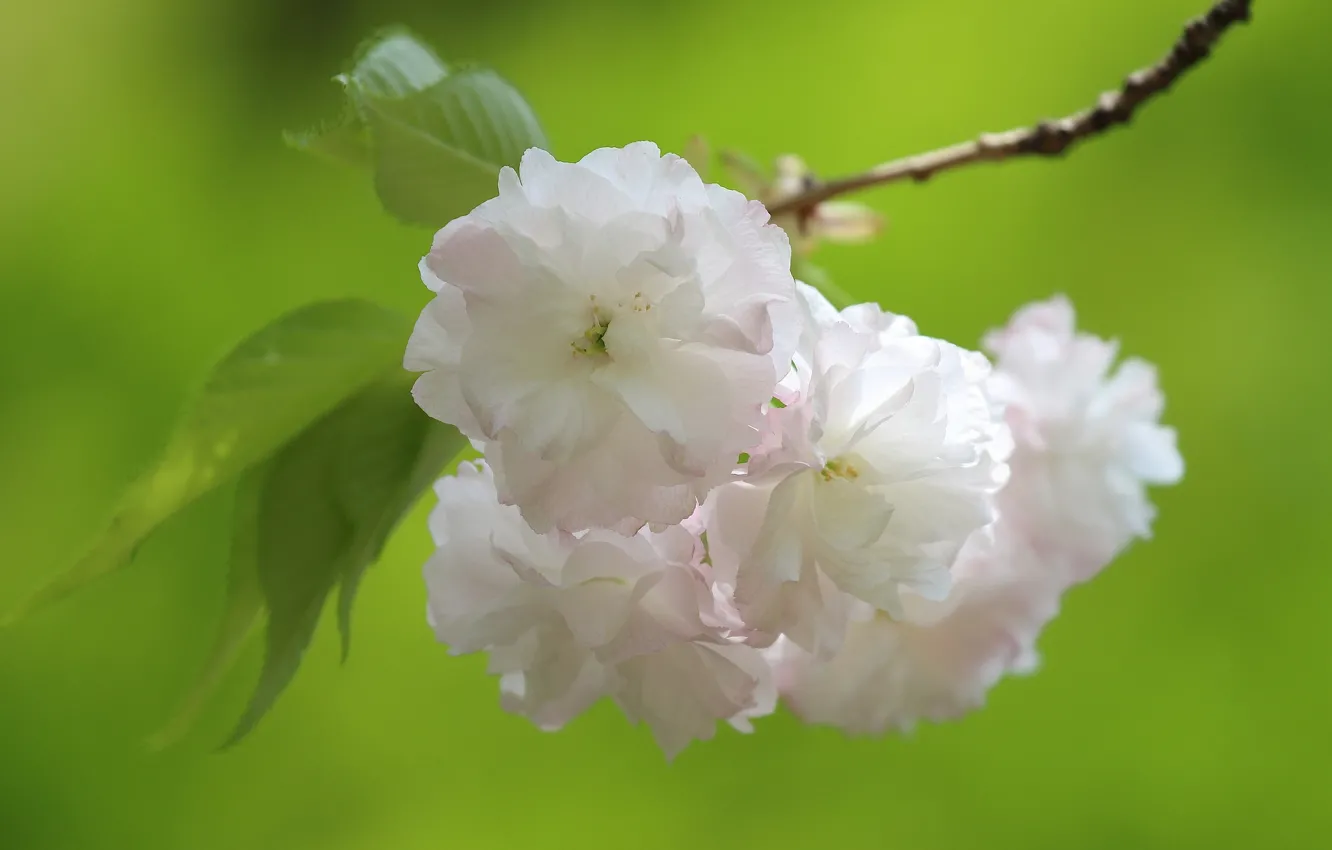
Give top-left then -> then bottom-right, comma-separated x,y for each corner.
766,0 -> 1253,218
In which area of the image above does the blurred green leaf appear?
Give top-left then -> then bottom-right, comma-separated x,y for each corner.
287,28 -> 548,227
359,67 -> 548,226
284,29 -> 449,167
146,465 -> 267,751
334,411 -> 468,661
284,114 -> 372,169
225,375 -> 466,745
344,29 -> 449,98
4,299 -> 409,626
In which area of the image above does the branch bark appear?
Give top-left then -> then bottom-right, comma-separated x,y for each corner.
766,0 -> 1253,218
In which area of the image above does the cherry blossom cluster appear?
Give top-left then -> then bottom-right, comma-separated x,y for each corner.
405,142 -> 1182,757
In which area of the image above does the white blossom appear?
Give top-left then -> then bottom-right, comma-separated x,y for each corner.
983,295 -> 1184,579
773,526 -> 1062,734
407,162 -> 1186,753
406,142 -> 799,533
705,285 -> 1011,657
424,462 -> 772,758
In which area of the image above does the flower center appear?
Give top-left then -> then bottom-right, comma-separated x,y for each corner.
571,296 -> 610,357
569,293 -> 653,358
819,456 -> 860,482
571,322 -> 608,356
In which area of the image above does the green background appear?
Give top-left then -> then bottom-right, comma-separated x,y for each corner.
2,0 -> 1327,847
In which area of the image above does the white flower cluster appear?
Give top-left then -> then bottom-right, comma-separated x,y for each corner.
407,143 -> 1182,756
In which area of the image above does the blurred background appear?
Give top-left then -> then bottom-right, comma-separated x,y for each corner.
2,0 -> 1328,847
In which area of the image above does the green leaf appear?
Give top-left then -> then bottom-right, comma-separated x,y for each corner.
344,29 -> 449,98
284,117 -> 372,169
334,413 -> 469,661
224,402 -> 354,746
224,374 -> 466,745
284,29 -> 449,168
358,67 -> 547,226
146,465 -> 267,751
287,28 -> 548,227
5,299 -> 409,626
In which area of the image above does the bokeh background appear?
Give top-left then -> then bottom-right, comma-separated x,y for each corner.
2,0 -> 1328,847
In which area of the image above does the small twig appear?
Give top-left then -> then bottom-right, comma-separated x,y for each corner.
766,0 -> 1253,217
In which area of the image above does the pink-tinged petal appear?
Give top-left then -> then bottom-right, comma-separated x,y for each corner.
721,293 -> 1009,647
1123,422 -> 1184,484
985,295 -> 1183,579
780,530 -> 1064,735
421,460 -> 764,757
555,540 -> 658,649
811,478 -> 894,551
409,144 -> 799,533
613,641 -> 767,759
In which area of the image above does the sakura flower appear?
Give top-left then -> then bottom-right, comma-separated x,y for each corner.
407,142 -> 799,533
424,461 -> 772,758
983,296 -> 1184,579
706,286 -> 1011,657
773,526 -> 1062,734
768,296 -> 1183,735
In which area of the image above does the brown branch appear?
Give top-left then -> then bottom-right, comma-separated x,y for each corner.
766,0 -> 1253,218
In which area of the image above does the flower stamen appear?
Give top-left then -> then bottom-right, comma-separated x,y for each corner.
820,457 -> 860,482
571,296 -> 610,356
